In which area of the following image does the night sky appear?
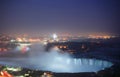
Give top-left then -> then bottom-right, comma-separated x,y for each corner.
0,0 -> 119,36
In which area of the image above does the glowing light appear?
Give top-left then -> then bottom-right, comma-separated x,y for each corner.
43,41 -> 48,45
88,34 -> 112,39
15,45 -> 30,53
10,39 -> 15,42
53,33 -> 57,40
6,67 -> 21,71
0,71 -> 13,77
17,38 -> 22,42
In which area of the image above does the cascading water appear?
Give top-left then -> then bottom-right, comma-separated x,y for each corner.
42,58 -> 113,73
29,46 -> 113,73
0,44 -> 113,73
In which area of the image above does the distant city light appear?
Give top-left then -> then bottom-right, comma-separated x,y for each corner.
43,41 -> 48,45
10,39 -> 15,42
53,33 -> 58,40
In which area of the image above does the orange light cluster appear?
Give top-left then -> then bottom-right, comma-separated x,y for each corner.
28,38 -> 41,42
59,45 -> 67,49
88,35 -> 111,39
0,71 -> 13,77
0,48 -> 7,52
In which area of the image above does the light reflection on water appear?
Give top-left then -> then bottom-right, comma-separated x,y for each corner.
0,58 -> 113,73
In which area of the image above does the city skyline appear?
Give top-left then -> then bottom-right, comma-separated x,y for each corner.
0,0 -> 119,36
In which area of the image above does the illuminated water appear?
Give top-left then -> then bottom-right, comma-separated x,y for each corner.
0,43 -> 113,73
42,58 -> 113,73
